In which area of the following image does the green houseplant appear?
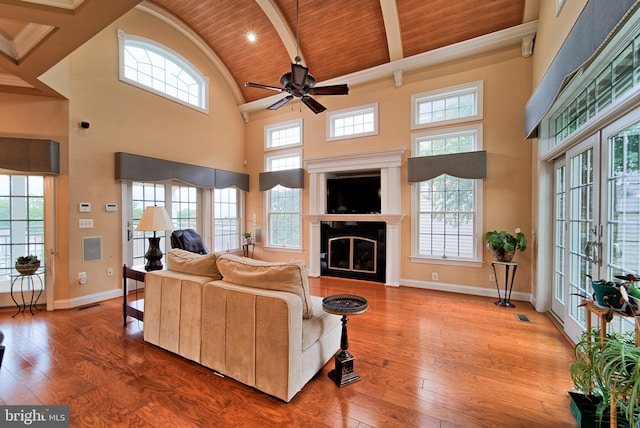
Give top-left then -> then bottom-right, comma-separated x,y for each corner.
243,232 -> 253,244
15,255 -> 40,275
485,228 -> 527,262
570,329 -> 640,427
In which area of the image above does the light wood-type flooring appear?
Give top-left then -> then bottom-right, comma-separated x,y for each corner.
0,277 -> 577,427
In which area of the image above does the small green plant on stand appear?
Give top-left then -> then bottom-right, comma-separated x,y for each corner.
485,228 -> 527,262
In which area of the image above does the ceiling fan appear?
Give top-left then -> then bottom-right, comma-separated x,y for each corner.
244,0 -> 348,114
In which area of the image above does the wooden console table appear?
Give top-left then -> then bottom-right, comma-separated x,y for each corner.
122,264 -> 147,326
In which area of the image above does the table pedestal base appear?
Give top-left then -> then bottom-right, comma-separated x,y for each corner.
328,350 -> 361,387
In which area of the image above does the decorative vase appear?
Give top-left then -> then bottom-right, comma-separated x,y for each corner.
245,238 -> 253,244
15,260 -> 40,275
493,249 -> 515,262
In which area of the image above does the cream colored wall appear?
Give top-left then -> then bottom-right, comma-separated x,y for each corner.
60,9 -> 245,302
532,0 -> 587,87
245,46 -> 534,294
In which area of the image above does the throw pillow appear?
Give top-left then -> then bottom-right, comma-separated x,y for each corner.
216,253 -> 313,318
167,249 -> 222,280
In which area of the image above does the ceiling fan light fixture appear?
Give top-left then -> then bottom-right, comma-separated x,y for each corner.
243,0 -> 348,114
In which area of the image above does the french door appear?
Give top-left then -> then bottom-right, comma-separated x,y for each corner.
553,109 -> 640,342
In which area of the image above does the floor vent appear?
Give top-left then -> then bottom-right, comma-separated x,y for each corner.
77,303 -> 101,311
515,313 -> 531,323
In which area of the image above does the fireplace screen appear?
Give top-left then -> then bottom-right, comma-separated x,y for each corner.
328,236 -> 377,274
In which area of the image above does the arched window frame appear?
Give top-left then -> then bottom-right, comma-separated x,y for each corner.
118,29 -> 209,113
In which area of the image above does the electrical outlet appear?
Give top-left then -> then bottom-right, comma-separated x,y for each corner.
489,273 -> 496,281
107,268 -> 113,277
78,272 -> 87,285
432,272 -> 439,281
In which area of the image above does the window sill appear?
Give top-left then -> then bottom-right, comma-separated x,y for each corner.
410,256 -> 483,268
263,246 -> 303,254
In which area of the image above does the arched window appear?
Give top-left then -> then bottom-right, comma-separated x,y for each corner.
118,30 -> 208,113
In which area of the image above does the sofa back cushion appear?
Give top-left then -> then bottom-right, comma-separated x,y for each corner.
167,249 -> 222,280
216,253 -> 313,318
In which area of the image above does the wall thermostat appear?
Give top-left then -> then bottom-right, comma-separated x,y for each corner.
79,202 -> 91,212
105,203 -> 118,212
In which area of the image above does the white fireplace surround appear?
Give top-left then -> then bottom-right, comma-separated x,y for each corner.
303,148 -> 405,286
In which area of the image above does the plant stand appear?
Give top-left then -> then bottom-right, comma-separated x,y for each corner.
491,261 -> 518,307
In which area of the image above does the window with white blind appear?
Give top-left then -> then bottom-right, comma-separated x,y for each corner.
327,103 -> 378,141
265,150 -> 302,249
412,125 -> 483,263
411,81 -> 483,129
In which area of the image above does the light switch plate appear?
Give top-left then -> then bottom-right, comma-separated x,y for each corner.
79,202 -> 91,212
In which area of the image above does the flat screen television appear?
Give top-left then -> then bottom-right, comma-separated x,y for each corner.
326,174 -> 381,214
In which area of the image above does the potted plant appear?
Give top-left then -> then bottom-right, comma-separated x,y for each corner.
485,228 -> 527,262
243,232 -> 253,244
570,329 -> 640,427
15,255 -> 40,275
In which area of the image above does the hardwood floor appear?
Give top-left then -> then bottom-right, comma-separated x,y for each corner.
0,277 -> 577,427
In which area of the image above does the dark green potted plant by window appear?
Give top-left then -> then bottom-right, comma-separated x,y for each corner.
485,228 -> 527,262
15,255 -> 40,275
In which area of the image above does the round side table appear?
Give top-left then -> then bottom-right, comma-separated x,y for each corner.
322,294 -> 369,387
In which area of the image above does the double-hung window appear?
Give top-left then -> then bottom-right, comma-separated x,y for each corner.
412,125 -> 483,262
264,119 -> 302,249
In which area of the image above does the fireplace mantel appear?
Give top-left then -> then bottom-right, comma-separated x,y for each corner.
304,149 -> 406,286
302,214 -> 405,224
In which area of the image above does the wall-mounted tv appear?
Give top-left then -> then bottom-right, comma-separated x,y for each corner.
326,172 -> 381,214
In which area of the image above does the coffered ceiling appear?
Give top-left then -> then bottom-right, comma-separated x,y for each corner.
0,0 -> 537,111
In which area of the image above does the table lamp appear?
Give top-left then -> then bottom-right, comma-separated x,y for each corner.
136,206 -> 174,271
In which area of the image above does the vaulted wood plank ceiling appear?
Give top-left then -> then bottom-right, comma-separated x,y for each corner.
0,0 -> 531,107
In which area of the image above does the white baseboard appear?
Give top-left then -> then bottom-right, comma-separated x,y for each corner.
53,288 -> 122,310
399,278 -> 532,304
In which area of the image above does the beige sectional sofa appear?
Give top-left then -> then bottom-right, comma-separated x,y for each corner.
142,250 -> 341,402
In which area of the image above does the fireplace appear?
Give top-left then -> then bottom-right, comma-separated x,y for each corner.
321,221 -> 386,282
303,149 -> 405,286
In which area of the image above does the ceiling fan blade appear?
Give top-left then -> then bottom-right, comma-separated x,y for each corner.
301,96 -> 326,114
245,82 -> 284,92
308,84 -> 349,96
291,63 -> 309,88
267,95 -> 294,110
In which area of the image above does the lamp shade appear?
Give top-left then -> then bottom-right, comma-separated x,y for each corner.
136,206 -> 174,232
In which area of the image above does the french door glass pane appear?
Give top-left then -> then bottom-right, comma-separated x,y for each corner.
555,165 -> 566,303
568,149 -> 594,326
607,124 -> 640,279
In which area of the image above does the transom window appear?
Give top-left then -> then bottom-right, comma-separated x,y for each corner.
213,188 -> 240,252
411,81 -> 483,129
412,125 -> 483,262
118,30 -> 208,113
327,103 -> 378,141
265,119 -> 302,150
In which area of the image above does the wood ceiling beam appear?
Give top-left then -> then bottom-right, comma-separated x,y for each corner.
380,0 -> 403,61
254,0 -> 304,64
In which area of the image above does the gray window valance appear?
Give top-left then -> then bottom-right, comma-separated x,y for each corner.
259,168 -> 305,191
115,152 -> 249,191
215,168 -> 249,192
0,137 -> 59,175
525,0 -> 637,138
407,151 -> 486,182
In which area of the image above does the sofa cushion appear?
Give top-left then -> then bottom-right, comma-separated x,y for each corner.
302,296 -> 339,351
167,249 -> 222,280
216,253 -> 313,318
